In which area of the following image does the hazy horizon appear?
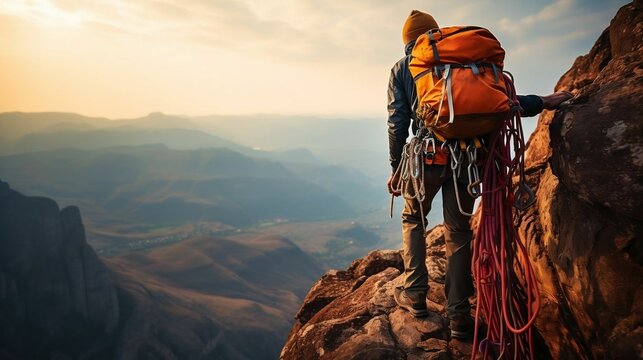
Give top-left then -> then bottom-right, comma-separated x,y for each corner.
0,109 -> 381,121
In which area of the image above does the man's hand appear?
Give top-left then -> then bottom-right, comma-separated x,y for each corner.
541,91 -> 574,110
387,172 -> 401,197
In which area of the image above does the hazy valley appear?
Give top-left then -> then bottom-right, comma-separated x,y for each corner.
0,111 -> 420,256
0,106 -> 458,359
0,111 -> 425,358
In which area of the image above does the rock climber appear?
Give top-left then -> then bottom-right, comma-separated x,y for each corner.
387,10 -> 572,339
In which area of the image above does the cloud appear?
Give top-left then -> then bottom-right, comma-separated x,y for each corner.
495,0 -> 629,68
497,0 -> 628,38
0,0 -> 453,66
1,0 -> 630,66
0,0 -> 632,118
508,29 -> 589,58
498,0 -> 575,30
36,0 -> 343,63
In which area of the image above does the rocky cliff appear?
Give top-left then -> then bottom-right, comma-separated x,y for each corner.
519,1 -> 642,358
282,1 -> 642,359
0,180 -> 120,359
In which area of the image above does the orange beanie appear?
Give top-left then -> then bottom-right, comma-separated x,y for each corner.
402,10 -> 439,45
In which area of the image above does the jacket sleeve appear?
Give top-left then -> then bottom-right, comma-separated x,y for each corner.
387,67 -> 411,172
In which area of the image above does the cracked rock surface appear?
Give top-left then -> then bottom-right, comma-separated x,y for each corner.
281,229 -> 475,360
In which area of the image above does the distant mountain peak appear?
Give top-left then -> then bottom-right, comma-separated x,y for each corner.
144,111 -> 176,119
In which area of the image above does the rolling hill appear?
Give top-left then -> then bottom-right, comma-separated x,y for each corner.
0,111 -> 200,141
0,111 -> 403,261
110,233 -> 322,309
0,145 -> 357,249
0,111 -> 389,182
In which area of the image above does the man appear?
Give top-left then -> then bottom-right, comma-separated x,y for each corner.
387,10 -> 572,339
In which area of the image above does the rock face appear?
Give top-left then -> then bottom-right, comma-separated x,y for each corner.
283,2 -> 642,359
0,180 -> 120,358
519,1 -> 642,358
281,228 -> 477,360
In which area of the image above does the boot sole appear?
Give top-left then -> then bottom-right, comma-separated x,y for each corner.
399,304 -> 429,318
393,287 -> 428,318
450,328 -> 473,340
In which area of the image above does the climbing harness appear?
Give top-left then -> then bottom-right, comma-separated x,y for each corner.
392,139 -> 486,238
391,126 -> 488,232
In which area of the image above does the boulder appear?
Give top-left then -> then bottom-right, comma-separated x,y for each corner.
282,235 -> 473,359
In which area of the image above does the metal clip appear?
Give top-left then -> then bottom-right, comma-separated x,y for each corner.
467,181 -> 482,198
514,182 -> 536,210
448,143 -> 460,168
440,139 -> 449,153
401,144 -> 411,181
463,144 -> 482,198
467,164 -> 482,198
466,144 -> 477,164
423,137 -> 435,162
424,137 -> 435,153
448,144 -> 464,177
412,141 -> 423,178
467,163 -> 479,184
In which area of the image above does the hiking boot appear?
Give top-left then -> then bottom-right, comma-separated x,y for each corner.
450,314 -> 475,340
394,286 -> 428,317
541,91 -> 574,110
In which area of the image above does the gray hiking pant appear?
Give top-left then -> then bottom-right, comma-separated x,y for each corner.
401,164 -> 475,319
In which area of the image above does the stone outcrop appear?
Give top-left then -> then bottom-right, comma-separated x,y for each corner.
0,180 -> 120,358
281,228 -> 478,360
283,2 -> 642,359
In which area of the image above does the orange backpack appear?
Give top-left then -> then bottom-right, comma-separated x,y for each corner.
409,26 -> 511,140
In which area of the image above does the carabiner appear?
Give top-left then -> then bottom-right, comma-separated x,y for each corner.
466,144 -> 477,164
467,180 -> 482,198
424,137 -> 435,153
440,139 -> 449,153
514,182 -> 536,210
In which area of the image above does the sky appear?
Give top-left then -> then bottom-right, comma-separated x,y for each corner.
0,0 -> 630,119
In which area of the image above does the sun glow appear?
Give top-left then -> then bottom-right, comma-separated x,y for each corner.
0,0 -> 90,28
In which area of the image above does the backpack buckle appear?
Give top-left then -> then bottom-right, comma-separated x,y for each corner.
426,28 -> 442,41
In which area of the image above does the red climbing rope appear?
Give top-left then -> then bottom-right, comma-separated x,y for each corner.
471,74 -> 541,359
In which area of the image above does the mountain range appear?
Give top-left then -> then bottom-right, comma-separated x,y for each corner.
0,111 -> 401,268
0,144 -> 358,240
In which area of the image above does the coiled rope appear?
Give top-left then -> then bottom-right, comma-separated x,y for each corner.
471,73 -> 540,359
391,130 -> 430,232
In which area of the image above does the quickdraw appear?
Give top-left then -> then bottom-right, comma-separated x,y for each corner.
447,141 -> 477,217
392,129 -> 488,231
466,145 -> 482,199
